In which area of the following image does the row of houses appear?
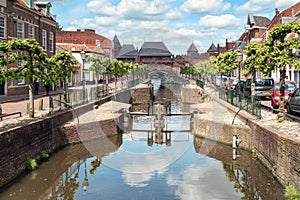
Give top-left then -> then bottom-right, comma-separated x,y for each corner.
0,0 -> 116,97
210,2 -> 300,84
3,1 -> 298,97
0,0 -> 213,97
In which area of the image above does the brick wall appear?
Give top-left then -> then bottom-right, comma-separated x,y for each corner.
0,94 -> 116,187
195,99 -> 300,191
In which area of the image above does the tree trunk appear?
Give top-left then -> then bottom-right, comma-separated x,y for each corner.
29,83 -> 35,118
251,69 -> 256,101
220,73 -> 223,88
95,72 -> 99,98
277,69 -> 286,122
63,78 -> 68,103
105,74 -> 108,94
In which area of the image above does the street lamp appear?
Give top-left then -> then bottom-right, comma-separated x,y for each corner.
80,50 -> 87,103
236,50 -> 243,81
82,159 -> 89,191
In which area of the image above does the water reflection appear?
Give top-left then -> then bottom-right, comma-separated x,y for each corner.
0,81 -> 286,200
194,137 -> 285,200
0,132 -> 285,200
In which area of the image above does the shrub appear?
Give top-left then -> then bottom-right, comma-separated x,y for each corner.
25,158 -> 37,170
285,184 -> 300,200
40,150 -> 49,159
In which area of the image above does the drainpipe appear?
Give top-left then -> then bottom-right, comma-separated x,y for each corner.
38,15 -> 42,45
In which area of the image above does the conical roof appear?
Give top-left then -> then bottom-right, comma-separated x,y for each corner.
187,43 -> 198,53
207,42 -> 218,52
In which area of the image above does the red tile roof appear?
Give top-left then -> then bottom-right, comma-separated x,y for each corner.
56,43 -> 106,55
268,2 -> 300,30
56,29 -> 112,50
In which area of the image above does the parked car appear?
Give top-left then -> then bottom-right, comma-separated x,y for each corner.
215,76 -> 227,87
234,79 -> 246,92
231,79 -> 239,90
286,87 -> 300,114
244,78 -> 274,98
271,81 -> 296,109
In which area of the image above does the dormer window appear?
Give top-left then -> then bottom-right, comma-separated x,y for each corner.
35,2 -> 52,16
280,17 -> 296,24
96,39 -> 100,46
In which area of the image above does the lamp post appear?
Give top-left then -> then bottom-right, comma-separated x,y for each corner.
80,50 -> 86,103
236,50 -> 243,81
82,159 -> 89,191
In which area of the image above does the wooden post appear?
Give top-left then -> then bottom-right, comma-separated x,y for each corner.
39,99 -> 43,110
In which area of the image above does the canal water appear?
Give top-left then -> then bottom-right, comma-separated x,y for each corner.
0,80 -> 285,200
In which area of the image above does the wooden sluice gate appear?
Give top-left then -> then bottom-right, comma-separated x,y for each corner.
121,100 -> 196,146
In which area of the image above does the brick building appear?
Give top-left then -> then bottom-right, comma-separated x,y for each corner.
267,3 -> 300,84
56,29 -> 112,85
0,0 -> 57,96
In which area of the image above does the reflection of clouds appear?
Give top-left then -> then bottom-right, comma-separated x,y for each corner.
167,160 -> 242,200
103,135 -> 191,187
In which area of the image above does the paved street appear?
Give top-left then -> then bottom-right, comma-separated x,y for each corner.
0,78 -> 139,132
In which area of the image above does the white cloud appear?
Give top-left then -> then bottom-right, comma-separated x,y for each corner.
181,0 -> 231,14
87,0 -> 116,16
275,0 -> 299,10
198,14 -> 242,29
118,0 -> 170,20
223,32 -> 240,42
175,28 -> 199,37
166,9 -> 183,20
234,0 -> 299,13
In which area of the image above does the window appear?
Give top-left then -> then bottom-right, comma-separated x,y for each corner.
28,25 -> 34,38
96,39 -> 100,46
17,22 -> 24,39
49,32 -> 54,52
0,16 -> 5,39
17,60 -> 25,85
42,29 -> 47,51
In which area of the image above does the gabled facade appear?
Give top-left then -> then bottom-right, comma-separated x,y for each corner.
56,29 -> 112,86
245,14 -> 271,43
0,0 -> 57,96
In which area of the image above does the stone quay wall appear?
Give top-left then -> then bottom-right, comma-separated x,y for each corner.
0,87 -> 141,187
195,99 -> 300,191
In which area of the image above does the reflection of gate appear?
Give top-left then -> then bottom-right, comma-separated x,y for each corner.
0,81 -> 4,95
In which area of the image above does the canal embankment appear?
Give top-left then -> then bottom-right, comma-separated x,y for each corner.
0,84 -> 149,187
193,85 -> 300,192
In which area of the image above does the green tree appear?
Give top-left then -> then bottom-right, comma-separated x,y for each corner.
48,50 -> 77,101
243,42 -> 268,99
87,56 -> 110,97
260,21 -> 300,122
56,23 -> 63,30
106,59 -> 128,89
0,39 -> 49,117
214,51 -> 239,88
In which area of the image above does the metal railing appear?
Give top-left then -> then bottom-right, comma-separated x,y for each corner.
49,86 -> 109,114
218,87 -> 262,119
48,76 -> 146,115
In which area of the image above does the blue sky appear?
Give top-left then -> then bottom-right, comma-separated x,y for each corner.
49,0 -> 299,55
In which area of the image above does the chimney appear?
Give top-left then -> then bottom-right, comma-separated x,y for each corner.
225,38 -> 228,51
84,29 -> 95,33
77,29 -> 81,32
29,0 -> 34,8
275,8 -> 279,16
